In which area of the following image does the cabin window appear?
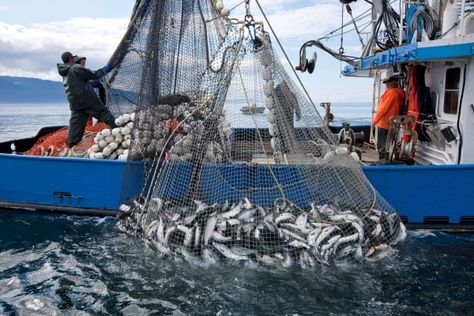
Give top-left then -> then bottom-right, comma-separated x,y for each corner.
443,67 -> 461,114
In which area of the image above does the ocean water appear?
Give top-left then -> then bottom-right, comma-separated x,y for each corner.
0,103 -> 371,142
223,101 -> 372,129
0,104 -> 473,315
0,211 -> 473,315
0,103 -> 70,142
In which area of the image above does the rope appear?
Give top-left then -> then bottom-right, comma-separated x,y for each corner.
254,0 -> 333,143
236,62 -> 287,201
346,4 -> 365,46
409,8 -> 435,40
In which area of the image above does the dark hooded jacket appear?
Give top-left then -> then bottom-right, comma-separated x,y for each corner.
57,63 -> 106,111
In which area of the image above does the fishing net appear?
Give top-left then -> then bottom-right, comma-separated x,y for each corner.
108,0 -> 406,268
24,118 -> 110,157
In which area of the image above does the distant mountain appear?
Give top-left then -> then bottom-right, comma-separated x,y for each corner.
0,76 -> 66,103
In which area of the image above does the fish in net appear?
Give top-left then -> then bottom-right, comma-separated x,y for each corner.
102,0 -> 406,268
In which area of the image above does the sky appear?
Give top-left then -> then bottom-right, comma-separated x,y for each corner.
0,0 -> 374,103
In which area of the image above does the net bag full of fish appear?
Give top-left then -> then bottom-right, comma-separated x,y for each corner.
112,0 -> 406,268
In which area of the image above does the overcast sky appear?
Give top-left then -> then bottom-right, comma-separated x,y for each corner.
0,0 -> 374,103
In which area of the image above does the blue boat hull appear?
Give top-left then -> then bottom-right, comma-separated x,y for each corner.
363,164 -> 474,225
0,153 -> 472,227
0,153 -> 145,216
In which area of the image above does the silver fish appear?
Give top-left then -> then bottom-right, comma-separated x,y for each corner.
164,226 -> 176,246
333,232 -> 359,255
194,200 -> 209,214
371,209 -> 382,217
321,234 -> 341,254
280,223 -> 311,236
194,225 -> 202,247
289,240 -> 310,249
275,213 -> 296,225
310,202 -> 320,217
319,204 -> 336,217
354,245 -> 364,260
295,213 -> 308,229
328,214 -> 362,223
145,220 -> 159,239
212,231 -> 232,243
366,244 -> 394,260
156,218 -> 166,244
216,220 -> 228,231
221,203 -> 242,219
243,197 -> 253,210
273,253 -> 284,260
183,213 -> 197,225
177,225 -> 193,247
369,215 -> 380,222
170,213 -> 180,222
226,219 -> 241,226
351,221 -> 364,243
263,220 -> 277,233
386,213 -> 399,238
204,216 -> 217,246
116,221 -> 127,233
365,246 -> 375,257
280,228 -> 306,242
314,226 -> 337,250
256,205 -> 266,218
238,208 -> 256,222
300,251 -> 315,268
150,197 -> 163,212
133,199 -> 145,211
282,252 -> 293,268
372,223 -> 382,237
150,240 -> 171,256
254,223 -> 264,240
264,213 -> 274,223
257,255 -> 280,267
240,223 -> 255,234
389,221 -> 407,245
231,246 -> 257,257
119,204 -> 131,212
307,227 -> 322,246
213,242 -> 248,261
337,245 -> 357,259
398,222 -> 407,242
310,222 -> 331,228
222,200 -> 230,211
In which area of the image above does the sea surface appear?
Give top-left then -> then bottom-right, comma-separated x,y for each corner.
0,102 -> 371,142
0,104 -> 473,315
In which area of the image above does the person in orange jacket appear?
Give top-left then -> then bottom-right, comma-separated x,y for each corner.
373,76 -> 405,159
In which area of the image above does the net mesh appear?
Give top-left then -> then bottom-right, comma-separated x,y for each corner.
25,119 -> 110,157
110,0 -> 405,267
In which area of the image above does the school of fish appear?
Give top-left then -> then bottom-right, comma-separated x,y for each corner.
117,197 -> 407,268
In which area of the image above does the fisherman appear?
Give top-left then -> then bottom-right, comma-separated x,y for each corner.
57,51 -> 116,147
373,75 -> 405,159
76,56 -> 107,105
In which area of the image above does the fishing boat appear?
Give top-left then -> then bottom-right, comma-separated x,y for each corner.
240,104 -> 266,114
0,0 -> 473,230
293,0 -> 474,228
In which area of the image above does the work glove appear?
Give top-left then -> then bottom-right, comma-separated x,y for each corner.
102,64 -> 112,74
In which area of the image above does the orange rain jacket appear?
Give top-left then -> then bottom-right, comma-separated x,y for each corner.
373,88 -> 405,130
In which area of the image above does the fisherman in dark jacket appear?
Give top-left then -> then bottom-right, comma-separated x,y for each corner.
57,51 -> 116,147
